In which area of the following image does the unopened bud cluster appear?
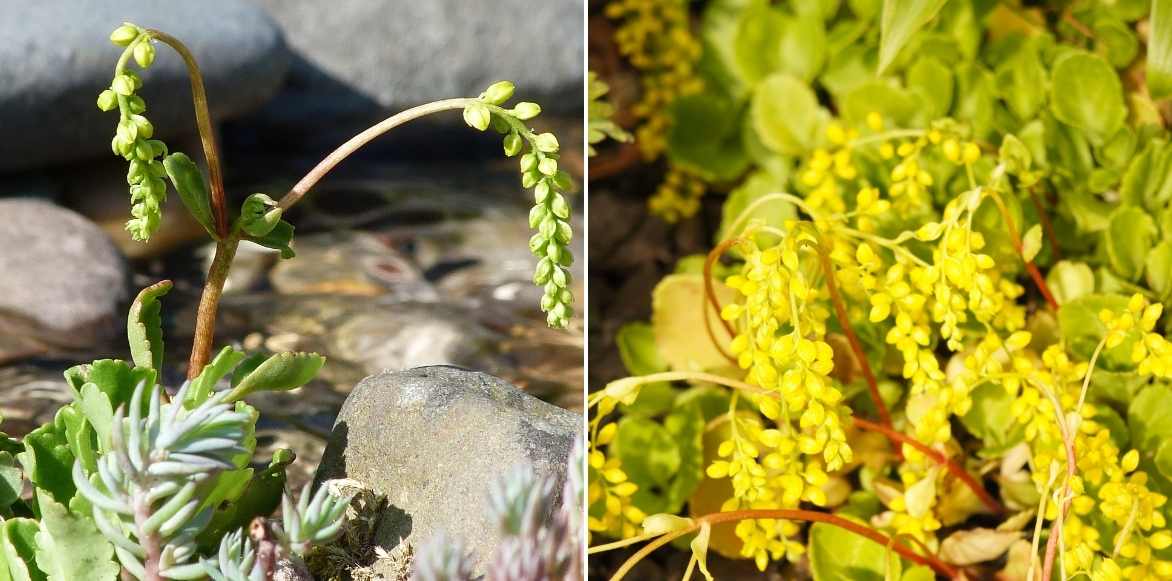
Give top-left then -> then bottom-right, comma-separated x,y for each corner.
464,81 -> 575,329
98,22 -> 169,241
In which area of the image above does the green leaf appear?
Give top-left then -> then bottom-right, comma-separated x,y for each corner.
731,1 -> 784,85
1058,293 -> 1135,364
751,74 -> 825,156
75,385 -> 113,454
716,170 -> 796,245
196,449 -> 294,552
17,409 -> 76,505
960,383 -> 1024,455
33,494 -> 118,581
1094,16 -> 1139,68
994,36 -> 1047,121
778,11 -> 827,82
1021,224 -> 1043,263
0,453 -> 21,515
1049,51 -> 1127,145
1149,0 -> 1172,99
840,80 -> 922,127
878,0 -> 948,74
67,360 -> 154,413
1120,139 -> 1172,210
2,519 -> 43,581
667,94 -> 751,182
126,280 -> 172,371
225,352 -> 325,402
186,346 -> 246,408
662,403 -> 705,512
652,274 -> 738,371
809,520 -> 901,581
614,417 -> 679,514
248,220 -> 296,259
906,57 -> 953,119
1129,384 -> 1172,455
1146,240 -> 1172,301
162,153 -> 215,237
1104,206 -> 1157,282
1046,261 -> 1095,305
616,322 -> 668,377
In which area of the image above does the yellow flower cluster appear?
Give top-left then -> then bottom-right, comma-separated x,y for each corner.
1007,297 -> 1172,578
647,165 -> 705,222
587,396 -> 645,540
704,229 -> 854,569
605,0 -> 703,160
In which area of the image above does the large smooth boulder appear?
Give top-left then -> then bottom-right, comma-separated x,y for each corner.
315,366 -> 581,570
248,0 -> 583,115
0,199 -> 130,358
0,0 -> 289,171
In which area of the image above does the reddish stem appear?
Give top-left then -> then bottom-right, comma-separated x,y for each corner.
988,192 -> 1059,310
703,238 -> 740,363
709,510 -> 958,579
815,243 -> 894,430
1028,189 -> 1061,261
853,417 -> 1005,515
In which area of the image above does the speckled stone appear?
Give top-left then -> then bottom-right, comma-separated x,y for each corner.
315,366 -> 581,570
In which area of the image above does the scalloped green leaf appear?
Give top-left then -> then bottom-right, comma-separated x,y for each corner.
751,74 -> 825,156
17,409 -> 76,505
1049,51 -> 1127,145
1104,206 -> 1157,282
667,94 -> 751,182
1,519 -> 42,581
75,384 -> 113,454
162,152 -> 215,237
127,280 -> 172,371
33,494 -> 118,581
225,352 -> 325,401
878,0 -> 948,74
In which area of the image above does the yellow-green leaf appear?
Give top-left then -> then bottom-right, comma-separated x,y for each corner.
1149,0 -> 1172,99
878,0 -> 949,73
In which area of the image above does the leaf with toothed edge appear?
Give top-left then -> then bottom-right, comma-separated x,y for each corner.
186,346 -> 247,408
33,493 -> 119,581
126,280 -> 172,371
1,518 -> 42,581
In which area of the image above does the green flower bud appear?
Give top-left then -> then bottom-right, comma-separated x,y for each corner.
529,233 -> 547,254
555,221 -> 572,244
553,170 -> 573,190
503,133 -> 523,157
520,153 -> 538,172
483,81 -> 515,105
551,194 -> 570,219
538,157 -> 558,176
125,70 -> 143,90
97,89 -> 118,111
148,160 -> 166,178
148,140 -> 168,158
513,102 -> 541,120
110,23 -> 139,46
240,193 -> 283,237
112,75 -> 136,96
131,114 -> 154,139
116,120 -> 137,143
534,133 -> 559,153
529,204 -> 547,228
134,141 -> 154,161
521,171 -> 539,189
546,243 -> 561,262
552,267 -> 568,287
540,216 -> 557,238
462,102 -> 491,131
534,181 -> 551,203
127,161 -> 146,184
127,96 -> 147,114
133,41 -> 156,68
541,294 -> 556,311
534,258 -> 553,284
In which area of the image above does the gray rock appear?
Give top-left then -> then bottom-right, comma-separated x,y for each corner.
0,0 -> 289,171
315,366 -> 581,571
248,0 -> 583,115
0,199 -> 129,358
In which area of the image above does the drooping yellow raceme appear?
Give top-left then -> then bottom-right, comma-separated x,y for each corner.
587,396 -> 646,540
